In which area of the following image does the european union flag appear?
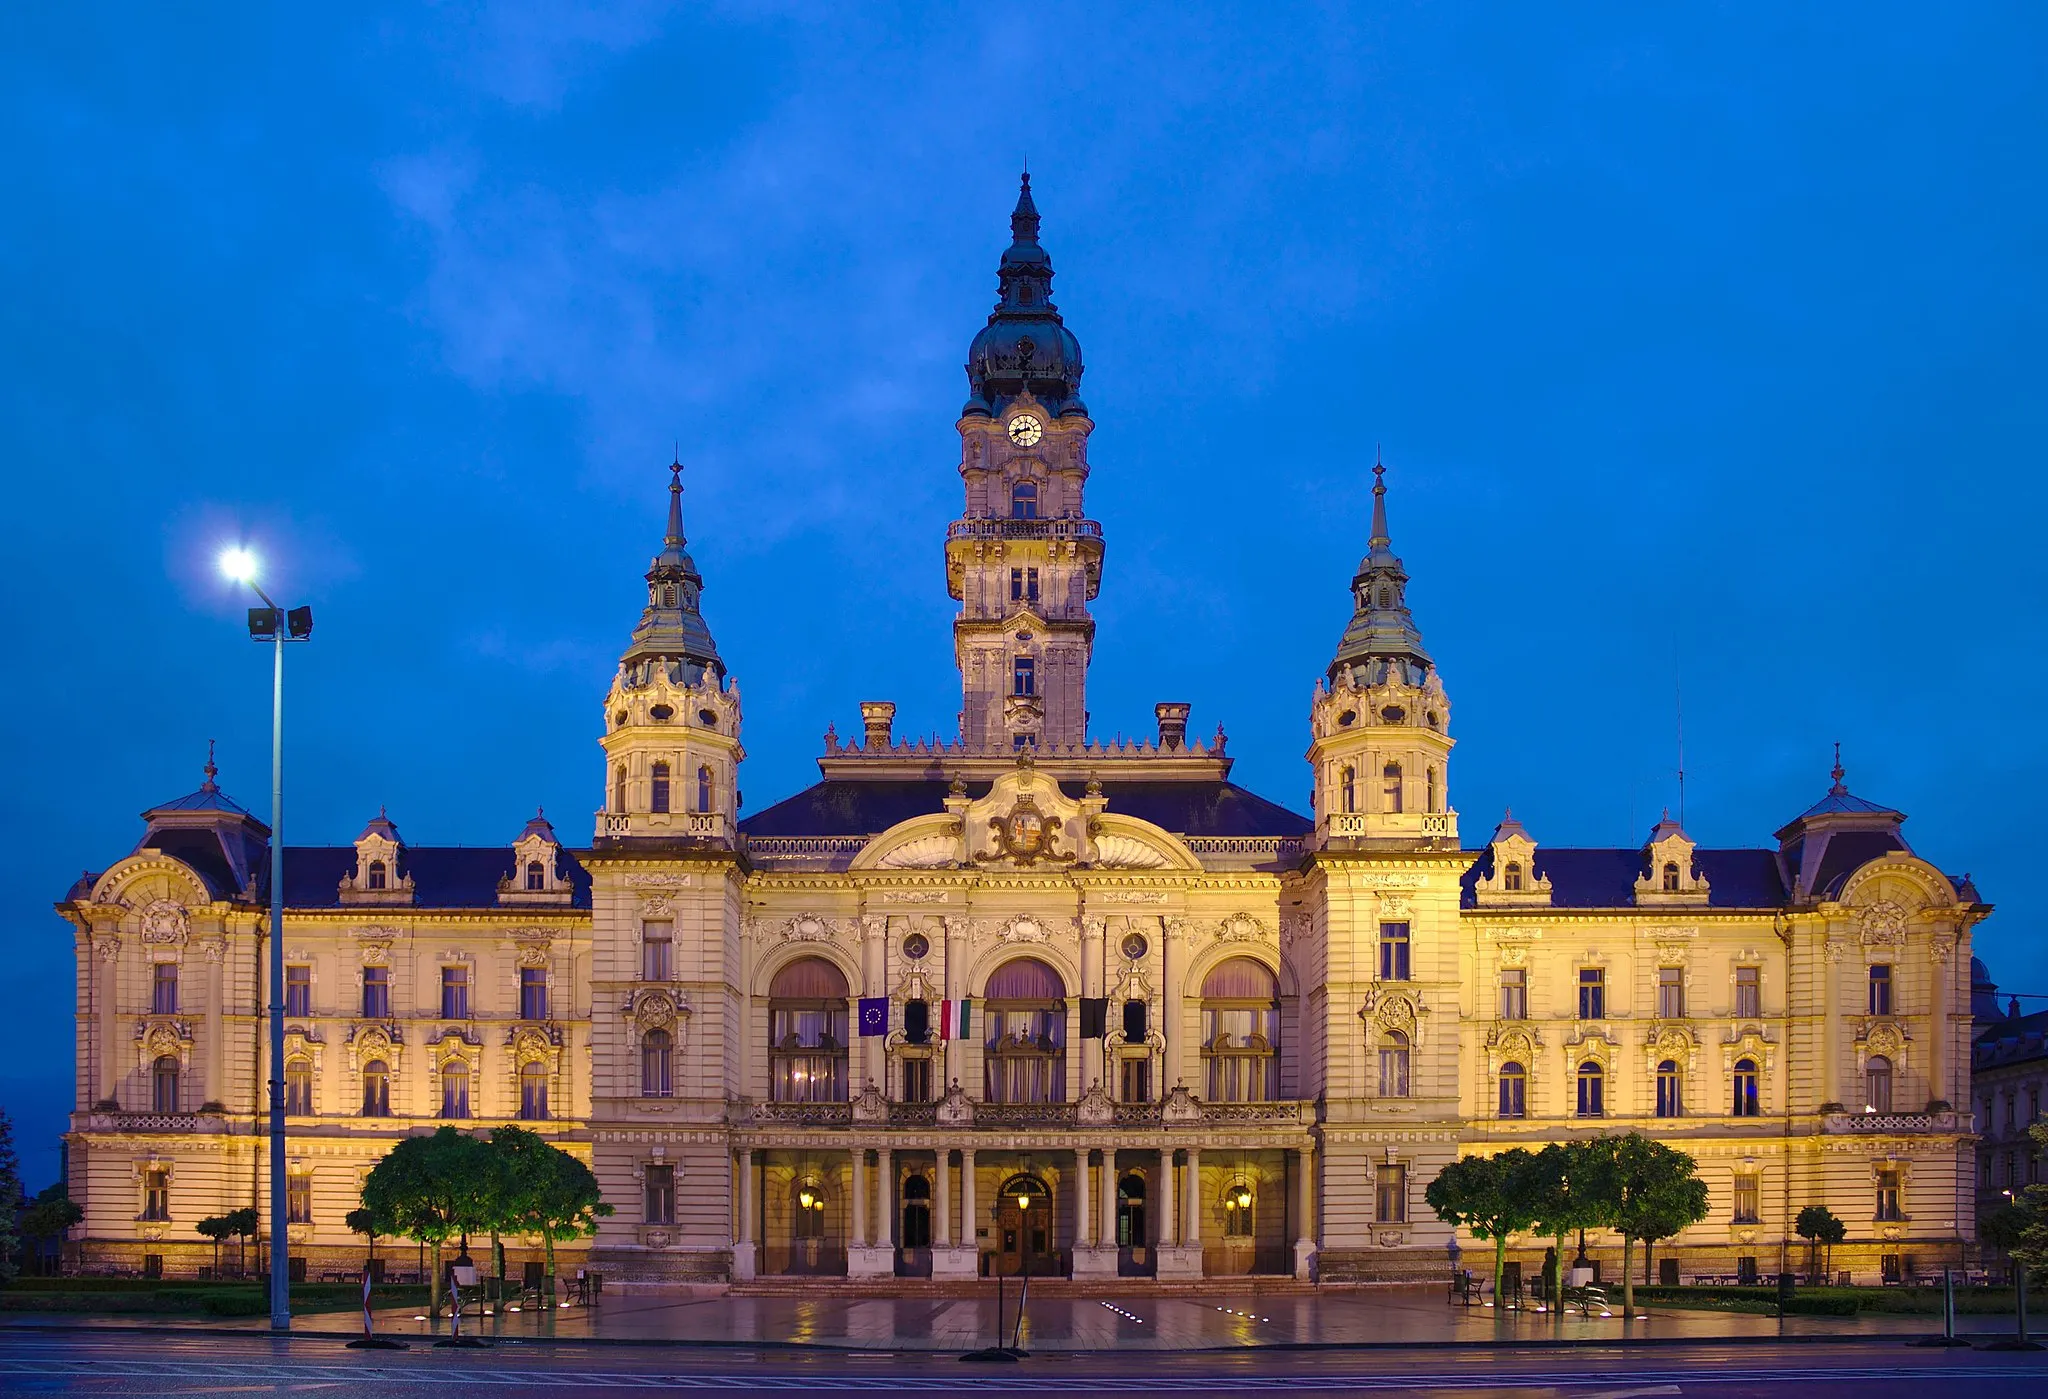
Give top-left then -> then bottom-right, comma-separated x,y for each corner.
857,996 -> 889,1036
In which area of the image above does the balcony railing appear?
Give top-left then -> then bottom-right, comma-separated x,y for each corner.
972,1102 -> 1078,1128
1826,1110 -> 1961,1134
946,518 -> 1103,543
744,1101 -> 852,1126
87,1111 -> 202,1133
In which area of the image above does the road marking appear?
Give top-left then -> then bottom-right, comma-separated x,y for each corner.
1582,1389 -> 1684,1399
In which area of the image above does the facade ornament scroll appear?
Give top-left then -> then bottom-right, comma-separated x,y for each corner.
1215,912 -> 1268,944
94,937 -> 122,962
137,900 -> 189,947
782,914 -> 839,943
200,938 -> 229,963
997,914 -> 1054,944
1929,933 -> 1957,964
1377,893 -> 1412,920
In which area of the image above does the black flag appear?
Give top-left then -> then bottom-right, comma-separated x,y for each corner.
1079,997 -> 1109,1039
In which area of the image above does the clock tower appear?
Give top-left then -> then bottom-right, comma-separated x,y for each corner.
946,174 -> 1103,752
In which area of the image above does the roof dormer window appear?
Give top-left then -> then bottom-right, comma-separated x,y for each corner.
367,860 -> 387,891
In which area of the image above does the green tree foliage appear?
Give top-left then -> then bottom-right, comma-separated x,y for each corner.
490,1126 -> 613,1293
1424,1148 -> 1540,1302
344,1205 -> 392,1271
194,1214 -> 235,1275
0,1111 -> 21,1282
1594,1134 -> 1709,1316
222,1206 -> 261,1274
1524,1141 -> 1615,1308
1796,1205 -> 1848,1279
360,1128 -> 501,1310
20,1185 -> 84,1274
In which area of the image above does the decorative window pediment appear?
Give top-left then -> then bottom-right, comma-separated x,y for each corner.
501,810 -> 573,904
1636,813 -> 1710,905
1474,814 -> 1553,906
340,811 -> 414,904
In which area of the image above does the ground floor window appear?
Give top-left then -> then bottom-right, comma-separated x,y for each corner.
645,1165 -> 675,1225
1375,1163 -> 1407,1223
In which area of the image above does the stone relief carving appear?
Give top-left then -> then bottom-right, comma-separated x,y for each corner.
1860,900 -> 1908,949
1095,890 -> 1167,904
1214,912 -> 1268,944
880,890 -> 950,904
997,915 -> 1054,944
878,833 -> 959,869
783,914 -> 838,943
1092,834 -> 1170,869
137,900 -> 189,946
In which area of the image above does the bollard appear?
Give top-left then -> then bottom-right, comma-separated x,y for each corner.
345,1266 -> 408,1350
1985,1265 -> 2045,1352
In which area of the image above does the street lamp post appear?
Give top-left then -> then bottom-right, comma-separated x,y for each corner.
220,548 -> 312,1332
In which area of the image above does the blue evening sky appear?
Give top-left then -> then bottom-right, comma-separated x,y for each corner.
4,3 -> 2043,1188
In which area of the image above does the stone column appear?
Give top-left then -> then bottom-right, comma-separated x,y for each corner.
1294,1146 -> 1317,1278
203,940 -> 226,1109
851,1147 -> 868,1247
935,1149 -> 952,1248
1158,1147 -> 1176,1247
877,1147 -> 896,1249
944,917 -> 967,1091
1082,916 -> 1106,1089
1821,929 -> 1843,1108
960,1149 -> 978,1258
1161,919 -> 1180,1091
1076,1148 -> 1093,1247
1184,1146 -> 1202,1247
734,1148 -> 757,1281
862,916 -> 887,1091
96,937 -> 122,1107
1100,1151 -> 1118,1247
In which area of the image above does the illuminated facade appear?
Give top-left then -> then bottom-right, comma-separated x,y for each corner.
58,178 -> 1987,1287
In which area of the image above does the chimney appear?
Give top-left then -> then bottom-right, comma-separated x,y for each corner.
860,701 -> 897,751
1154,702 -> 1191,750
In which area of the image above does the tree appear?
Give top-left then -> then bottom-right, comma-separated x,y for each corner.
222,1206 -> 261,1276
360,1128 -> 501,1312
1425,1148 -> 1540,1302
345,1205 -> 392,1274
1524,1141 -> 1615,1310
490,1126 -> 613,1295
1797,1205 -> 1846,1281
195,1214 -> 234,1276
0,1109 -> 20,1283
1596,1134 -> 1709,1316
20,1185 -> 84,1276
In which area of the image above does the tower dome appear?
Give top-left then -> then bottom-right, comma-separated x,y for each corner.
963,173 -> 1086,419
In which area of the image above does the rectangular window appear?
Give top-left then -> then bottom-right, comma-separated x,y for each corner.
1009,567 -> 1041,603
1657,967 -> 1685,1019
2008,1094 -> 2017,1130
1732,1173 -> 1760,1224
1876,1167 -> 1903,1222
1735,966 -> 1761,1019
141,1168 -> 170,1222
1378,923 -> 1411,981
440,966 -> 469,1020
2032,1088 -> 2041,1124
901,1056 -> 932,1104
642,920 -> 673,981
645,1165 -> 675,1225
361,967 -> 390,1020
1868,965 -> 1893,1016
1578,968 -> 1605,1021
285,965 -> 312,1018
1013,656 -> 1036,697
1119,1055 -> 1152,1103
1499,968 -> 1527,1020
520,967 -> 548,1021
1026,567 -> 1039,602
152,963 -> 178,1015
1375,1163 -> 1408,1224
287,1173 -> 313,1225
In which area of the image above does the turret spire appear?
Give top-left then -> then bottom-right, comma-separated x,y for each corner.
1368,455 -> 1390,551
665,455 -> 686,548
619,456 -> 723,683
963,174 -> 1085,418
1328,458 -> 1432,685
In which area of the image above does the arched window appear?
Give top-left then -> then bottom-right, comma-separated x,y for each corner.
769,958 -> 849,1103
519,1061 -> 549,1120
1498,1062 -> 1527,1118
367,860 -> 387,891
650,762 -> 671,814
696,765 -> 713,813
1504,861 -> 1523,892
1662,861 -> 1680,892
1732,1057 -> 1760,1117
151,1055 -> 180,1113
984,957 -> 1067,1104
1116,1174 -> 1148,1247
613,764 -> 627,813
1426,766 -> 1439,813
1201,957 -> 1279,1103
1865,1055 -> 1892,1113
525,859 -> 545,891
285,1058 -> 314,1116
1378,1030 -> 1411,1098
642,1027 -> 673,1098
1340,766 -> 1356,814
1011,480 -> 1039,519
440,1062 -> 471,1119
1656,1059 -> 1683,1117
1382,762 -> 1403,814
361,1060 -> 390,1116
1576,1061 -> 1605,1118
1221,1180 -> 1255,1238
900,1174 -> 932,1248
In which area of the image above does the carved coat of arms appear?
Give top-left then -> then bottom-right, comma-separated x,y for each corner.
987,795 -> 1064,864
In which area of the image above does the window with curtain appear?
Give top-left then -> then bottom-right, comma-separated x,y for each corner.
1733,1172 -> 1760,1224
1378,1030 -> 1411,1098
642,920 -> 673,981
1576,1061 -> 1605,1118
1498,1062 -> 1526,1118
1735,965 -> 1761,1019
285,1059 -> 314,1115
769,958 -> 850,1103
285,965 -> 312,1018
1375,1164 -> 1408,1223
519,1061 -> 549,1120
362,967 -> 390,1019
1201,957 -> 1279,1103
1499,968 -> 1527,1019
520,967 -> 548,1020
151,1056 -> 180,1112
361,1060 -> 390,1116
1657,967 -> 1685,1019
651,762 -> 671,814
1378,923 -> 1410,981
984,957 -> 1067,1104
1876,1167 -> 1903,1221
1732,1058 -> 1761,1117
1382,762 -> 1403,814
440,966 -> 469,1020
440,1062 -> 471,1119
152,963 -> 178,1015
287,1173 -> 313,1225
1866,1055 -> 1893,1113
1656,1060 -> 1683,1117
642,1028 -> 673,1097
141,1167 -> 170,1222
644,1165 -> 675,1224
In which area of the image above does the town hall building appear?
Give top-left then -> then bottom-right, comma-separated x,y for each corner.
58,177 -> 1988,1289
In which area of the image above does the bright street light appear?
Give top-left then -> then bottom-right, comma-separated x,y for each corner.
219,547 -> 258,584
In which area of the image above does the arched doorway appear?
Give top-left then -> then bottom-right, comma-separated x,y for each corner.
994,1173 -> 1053,1277
1116,1170 -> 1151,1276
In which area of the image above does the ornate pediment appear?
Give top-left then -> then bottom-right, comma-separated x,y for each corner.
958,762 -> 1084,868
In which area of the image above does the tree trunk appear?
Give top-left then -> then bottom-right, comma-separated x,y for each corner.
1553,1231 -> 1568,1319
1644,1237 -> 1653,1287
1621,1235 -> 1636,1317
1492,1231 -> 1508,1306
543,1231 -> 557,1301
429,1241 -> 443,1315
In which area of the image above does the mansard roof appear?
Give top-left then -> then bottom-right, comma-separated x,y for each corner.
740,778 -> 1310,840
1460,845 -> 1788,910
274,845 -> 591,909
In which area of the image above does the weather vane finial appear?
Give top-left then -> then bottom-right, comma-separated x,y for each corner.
202,739 -> 218,791
1830,741 -> 1846,793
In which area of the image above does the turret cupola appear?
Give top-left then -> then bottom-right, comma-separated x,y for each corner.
1307,461 -> 1456,850
963,173 -> 1086,420
598,459 -> 743,844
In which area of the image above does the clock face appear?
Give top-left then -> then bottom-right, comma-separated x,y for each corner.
1008,414 -> 1043,447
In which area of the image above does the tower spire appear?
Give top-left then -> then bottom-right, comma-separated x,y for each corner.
666,454 -> 686,548
1328,456 -> 1431,685
619,455 -> 723,683
1368,454 -> 1390,550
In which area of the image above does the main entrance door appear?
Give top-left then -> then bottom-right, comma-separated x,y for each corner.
994,1174 -> 1053,1277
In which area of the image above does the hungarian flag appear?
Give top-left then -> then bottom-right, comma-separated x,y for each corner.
857,997 -> 889,1036
938,998 -> 972,1041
